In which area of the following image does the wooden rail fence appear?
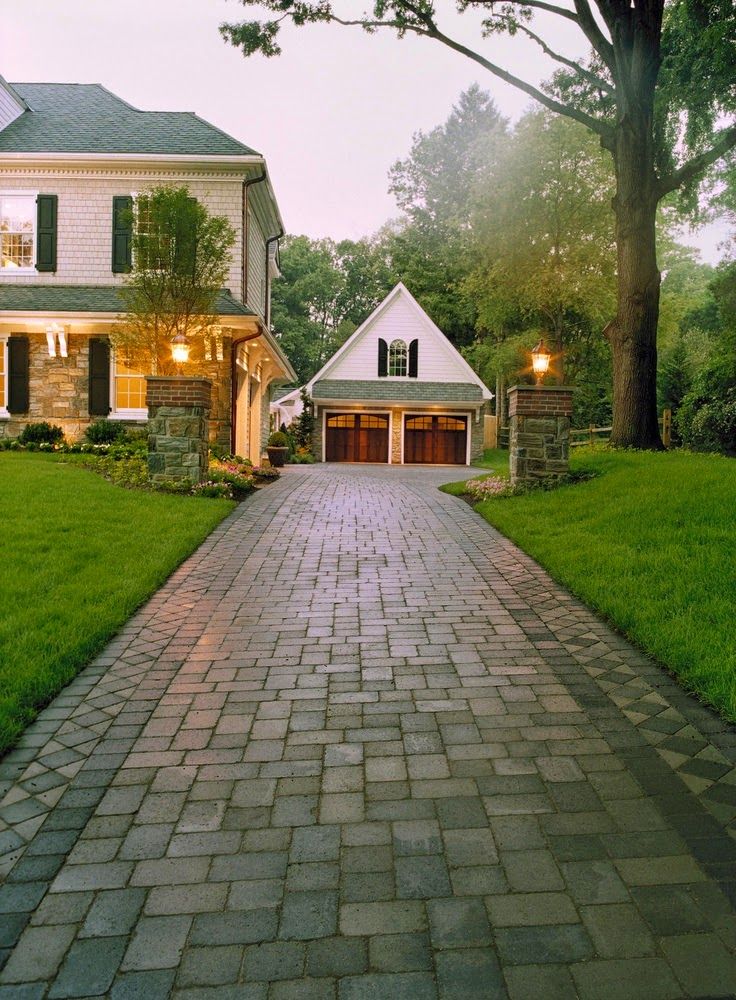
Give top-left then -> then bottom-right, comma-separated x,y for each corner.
485,409 -> 673,450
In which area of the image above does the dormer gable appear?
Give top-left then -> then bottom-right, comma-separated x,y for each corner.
0,75 -> 27,133
308,283 -> 492,398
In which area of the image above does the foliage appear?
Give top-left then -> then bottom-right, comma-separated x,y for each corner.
114,186 -> 235,375
18,422 -> 64,446
0,452 -> 233,753
292,389 -> 315,452
268,431 -> 290,447
208,457 -> 257,499
251,465 -> 280,481
272,234 -> 393,382
192,481 -> 235,499
219,0 -> 736,449
85,419 -> 128,445
460,447 -> 736,720
465,475 -> 516,499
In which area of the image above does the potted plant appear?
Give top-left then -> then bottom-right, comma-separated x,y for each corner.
267,430 -> 290,467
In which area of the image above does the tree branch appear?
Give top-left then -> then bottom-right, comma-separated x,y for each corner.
572,0 -> 615,73
514,23 -> 613,92
657,123 -> 736,200
424,22 -> 614,140
465,0 -> 579,24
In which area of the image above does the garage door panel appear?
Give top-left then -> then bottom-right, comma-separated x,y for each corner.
405,415 -> 467,465
326,413 -> 389,463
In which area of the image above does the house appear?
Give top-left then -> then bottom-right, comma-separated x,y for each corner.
301,283 -> 493,465
0,75 -> 296,460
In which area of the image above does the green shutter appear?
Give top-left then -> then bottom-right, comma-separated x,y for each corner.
36,195 -> 57,272
88,339 -> 111,416
8,337 -> 30,413
112,196 -> 133,273
378,338 -> 388,378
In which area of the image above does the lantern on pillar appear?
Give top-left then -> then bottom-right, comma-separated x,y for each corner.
531,339 -> 552,385
171,333 -> 190,374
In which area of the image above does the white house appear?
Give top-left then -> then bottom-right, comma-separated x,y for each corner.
0,75 -> 296,460
301,283 -> 493,465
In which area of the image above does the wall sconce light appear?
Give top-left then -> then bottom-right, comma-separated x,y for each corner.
46,322 -> 68,358
171,332 -> 190,373
531,339 -> 552,385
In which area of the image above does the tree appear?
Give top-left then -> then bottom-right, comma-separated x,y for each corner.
114,187 -> 235,374
271,234 -> 393,381
467,110 -> 617,382
218,0 -> 736,448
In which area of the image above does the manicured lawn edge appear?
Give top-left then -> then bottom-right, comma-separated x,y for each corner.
0,453 -> 237,755
441,448 -> 736,721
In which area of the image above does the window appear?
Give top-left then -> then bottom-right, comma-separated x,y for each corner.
0,194 -> 35,270
0,337 -> 7,414
388,339 -> 408,377
112,355 -> 146,416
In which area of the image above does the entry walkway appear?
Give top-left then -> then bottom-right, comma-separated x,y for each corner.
1,464 -> 736,998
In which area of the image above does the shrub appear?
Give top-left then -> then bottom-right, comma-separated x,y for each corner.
87,455 -> 149,490
466,476 -> 516,499
19,422 -> 64,446
86,419 -> 127,445
192,481 -> 234,499
267,431 -> 289,448
252,466 -> 280,481
676,354 -> 736,454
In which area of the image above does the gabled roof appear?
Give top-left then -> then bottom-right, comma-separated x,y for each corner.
0,82 -> 259,156
306,282 -> 492,400
0,285 -> 255,316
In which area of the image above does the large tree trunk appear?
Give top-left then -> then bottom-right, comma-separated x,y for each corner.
606,31 -> 664,450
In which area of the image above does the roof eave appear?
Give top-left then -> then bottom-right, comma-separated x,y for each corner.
0,151 -> 266,169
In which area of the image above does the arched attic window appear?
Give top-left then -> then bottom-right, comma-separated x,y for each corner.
388,339 -> 408,377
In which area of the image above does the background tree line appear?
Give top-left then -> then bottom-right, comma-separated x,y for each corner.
273,83 -> 735,448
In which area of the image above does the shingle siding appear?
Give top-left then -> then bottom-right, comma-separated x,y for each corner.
0,172 -> 245,297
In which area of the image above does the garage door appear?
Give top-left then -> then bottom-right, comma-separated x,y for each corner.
325,413 -> 389,462
404,415 -> 467,465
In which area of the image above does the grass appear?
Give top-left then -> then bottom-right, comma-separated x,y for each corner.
440,449 -> 510,496
0,453 -> 235,754
442,447 -> 736,721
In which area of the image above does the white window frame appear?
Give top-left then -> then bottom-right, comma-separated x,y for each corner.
0,190 -> 38,274
388,339 -> 408,378
0,335 -> 8,418
109,350 -> 148,422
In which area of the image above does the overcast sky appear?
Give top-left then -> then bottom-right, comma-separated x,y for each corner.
2,0 -> 729,262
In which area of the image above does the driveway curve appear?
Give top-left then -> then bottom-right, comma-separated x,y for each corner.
1,463 -> 736,998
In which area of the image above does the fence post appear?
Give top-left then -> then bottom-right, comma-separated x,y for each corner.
662,408 -> 672,448
589,424 -> 595,446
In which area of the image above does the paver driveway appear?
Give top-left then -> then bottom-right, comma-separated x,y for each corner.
1,463 -> 736,999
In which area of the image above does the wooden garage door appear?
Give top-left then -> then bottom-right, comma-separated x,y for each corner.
325,413 -> 389,463
404,415 -> 467,465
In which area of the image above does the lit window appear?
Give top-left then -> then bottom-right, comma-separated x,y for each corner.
114,356 -> 146,413
388,339 -> 407,377
0,338 -> 7,412
0,195 -> 35,270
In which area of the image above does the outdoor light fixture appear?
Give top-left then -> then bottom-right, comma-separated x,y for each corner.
45,323 -> 67,358
531,339 -> 552,385
171,332 -> 190,372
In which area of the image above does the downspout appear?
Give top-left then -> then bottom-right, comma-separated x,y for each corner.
230,330 -> 265,454
265,230 -> 283,329
242,172 -> 267,305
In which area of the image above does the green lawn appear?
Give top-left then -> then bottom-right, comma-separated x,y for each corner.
444,448 -> 736,721
0,453 -> 235,754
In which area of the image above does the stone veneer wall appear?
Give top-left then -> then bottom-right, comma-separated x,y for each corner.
470,405 -> 487,463
312,406 -> 324,462
508,385 -> 573,484
0,333 -> 232,445
146,377 -> 211,484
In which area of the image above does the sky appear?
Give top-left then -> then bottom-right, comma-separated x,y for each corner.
1,0 -> 730,262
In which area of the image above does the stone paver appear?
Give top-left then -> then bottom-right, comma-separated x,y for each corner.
1,462 -> 736,997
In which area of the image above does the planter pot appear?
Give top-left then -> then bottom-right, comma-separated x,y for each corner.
267,446 -> 289,468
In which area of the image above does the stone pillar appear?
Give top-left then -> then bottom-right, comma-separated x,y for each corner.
507,385 -> 573,486
146,376 -> 212,484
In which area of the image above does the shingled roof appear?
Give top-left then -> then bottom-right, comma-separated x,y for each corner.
0,83 -> 259,156
0,285 -> 255,316
312,379 -> 484,402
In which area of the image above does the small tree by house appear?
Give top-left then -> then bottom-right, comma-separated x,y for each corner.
113,186 -> 236,375
293,388 -> 315,453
